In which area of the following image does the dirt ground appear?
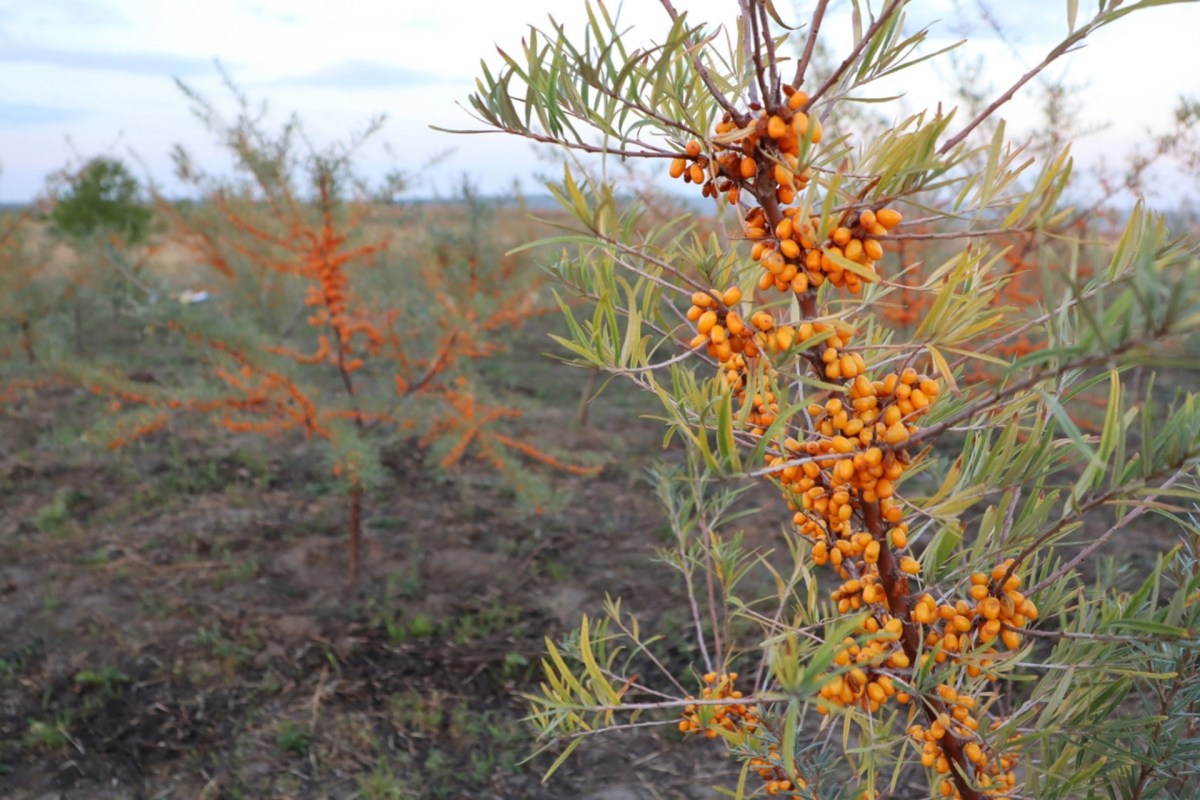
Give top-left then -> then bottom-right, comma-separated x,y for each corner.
0,316 -> 770,800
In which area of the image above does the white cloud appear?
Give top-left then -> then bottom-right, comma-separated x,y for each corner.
1,1 -> 1197,206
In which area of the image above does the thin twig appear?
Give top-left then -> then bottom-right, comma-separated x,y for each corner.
908,337 -> 1147,449
747,0 -> 772,106
450,125 -> 677,159
1005,462 -> 1196,589
792,0 -> 830,89
609,611 -> 694,696
695,470 -> 726,668
804,0 -> 906,109
1027,471 -> 1186,594
607,340 -> 709,374
1007,623 -> 1190,646
938,16 -> 1103,156
758,1 -> 781,102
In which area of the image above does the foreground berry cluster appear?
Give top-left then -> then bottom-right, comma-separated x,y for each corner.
673,85 -> 1032,800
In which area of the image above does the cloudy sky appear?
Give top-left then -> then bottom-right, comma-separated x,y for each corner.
1,0 -> 1198,205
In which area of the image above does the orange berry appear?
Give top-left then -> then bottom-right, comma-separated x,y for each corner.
863,540 -> 881,564
844,238 -> 864,262
876,208 -> 902,229
686,140 -> 702,158
751,311 -> 774,331
979,597 -> 1001,620
885,421 -> 909,445
670,157 -> 686,178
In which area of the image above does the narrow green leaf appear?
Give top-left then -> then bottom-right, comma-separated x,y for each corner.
541,737 -> 584,781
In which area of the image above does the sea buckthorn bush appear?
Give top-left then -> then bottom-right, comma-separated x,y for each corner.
460,2 -> 1200,798
76,79 -> 592,582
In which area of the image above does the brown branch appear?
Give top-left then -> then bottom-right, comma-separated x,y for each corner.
1002,462 -> 1194,593
887,225 -> 1041,241
938,20 -> 1100,156
694,470 -> 727,669
1004,622 -> 1187,646
804,0 -> 906,109
747,0 -> 772,106
755,0 -> 782,102
792,0 -> 830,89
906,338 -> 1147,450
1026,471 -> 1184,594
449,125 -> 677,159
402,332 -> 459,397
864,501 -> 981,800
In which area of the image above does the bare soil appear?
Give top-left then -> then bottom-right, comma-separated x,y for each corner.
0,325 -> 749,800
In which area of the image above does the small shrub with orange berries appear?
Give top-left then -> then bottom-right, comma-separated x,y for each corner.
75,79 -> 594,583
466,2 -> 1200,799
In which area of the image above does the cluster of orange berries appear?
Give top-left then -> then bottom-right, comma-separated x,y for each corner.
667,85 -> 902,299
748,742 -> 808,796
908,692 -> 1018,799
680,673 -> 809,797
745,205 -> 902,297
781,367 -> 936,508
818,629 -> 907,711
668,87 -> 820,205
678,672 -> 761,738
903,564 -> 1034,796
912,562 -> 1039,659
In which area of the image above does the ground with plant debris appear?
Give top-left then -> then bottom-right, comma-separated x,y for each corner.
0,312 -> 785,800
